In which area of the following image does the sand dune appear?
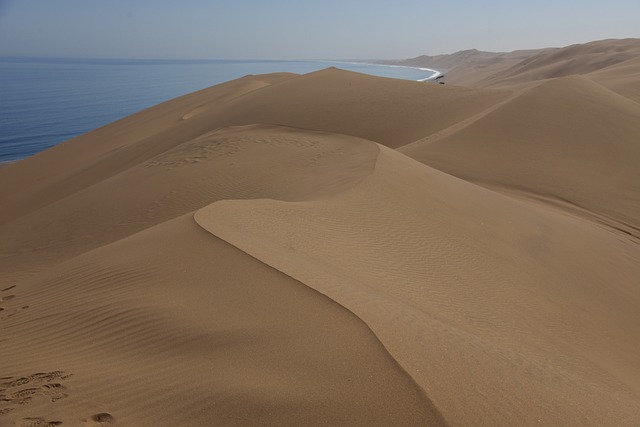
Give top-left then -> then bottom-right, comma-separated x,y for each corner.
0,73 -> 298,225
479,38 -> 640,88
587,55 -> 640,102
395,38 -> 640,89
0,214 -> 439,426
383,48 -> 554,87
0,124 -> 379,283
2,38 -> 640,426
400,74 -> 640,233
191,68 -> 510,148
196,144 -> 640,426
0,68 -> 506,227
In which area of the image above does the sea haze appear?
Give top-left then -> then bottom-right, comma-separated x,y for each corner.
0,57 -> 436,162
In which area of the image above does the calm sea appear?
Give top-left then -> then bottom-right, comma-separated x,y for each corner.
0,58 -> 436,163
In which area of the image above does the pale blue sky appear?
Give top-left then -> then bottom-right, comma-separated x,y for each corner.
0,0 -> 639,59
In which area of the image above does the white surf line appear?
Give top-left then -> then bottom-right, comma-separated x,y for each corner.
316,60 -> 442,82
368,62 -> 442,81
417,68 -> 443,82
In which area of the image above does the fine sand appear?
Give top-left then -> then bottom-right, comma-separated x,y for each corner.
1,39 -> 640,426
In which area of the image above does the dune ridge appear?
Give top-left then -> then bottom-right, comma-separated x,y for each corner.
2,38 -> 640,426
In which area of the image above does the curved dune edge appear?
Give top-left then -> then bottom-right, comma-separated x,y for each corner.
0,124 -> 381,282
0,214 -> 444,426
195,145 -> 640,426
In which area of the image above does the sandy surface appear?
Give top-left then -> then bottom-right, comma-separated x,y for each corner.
1,38 -> 640,426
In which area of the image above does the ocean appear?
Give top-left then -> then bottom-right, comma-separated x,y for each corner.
0,58 -> 437,163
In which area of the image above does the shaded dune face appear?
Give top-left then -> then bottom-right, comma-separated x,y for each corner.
1,39 -> 640,426
0,215 -> 442,426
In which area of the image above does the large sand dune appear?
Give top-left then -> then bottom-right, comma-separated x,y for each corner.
481,38 -> 640,88
1,39 -> 640,426
392,38 -> 640,89
401,74 -> 640,233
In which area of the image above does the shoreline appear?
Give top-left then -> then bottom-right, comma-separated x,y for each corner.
1,59 -> 443,164
0,160 -> 19,169
317,59 -> 442,82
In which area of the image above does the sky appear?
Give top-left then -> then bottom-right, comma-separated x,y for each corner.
0,0 -> 639,60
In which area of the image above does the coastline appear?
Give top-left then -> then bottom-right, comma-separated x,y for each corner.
322,59 -> 442,81
1,58 -> 443,163
0,160 -> 19,169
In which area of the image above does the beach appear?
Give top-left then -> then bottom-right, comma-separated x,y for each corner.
1,38 -> 640,426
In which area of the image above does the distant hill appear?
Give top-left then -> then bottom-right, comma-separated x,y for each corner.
381,48 -> 543,73
382,38 -> 640,89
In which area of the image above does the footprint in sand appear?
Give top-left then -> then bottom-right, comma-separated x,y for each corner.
0,285 -> 23,318
19,417 -> 63,427
2,305 -> 30,319
2,387 -> 39,405
0,372 -> 70,417
1,283 -> 16,304
0,284 -> 30,319
40,384 -> 69,402
83,413 -> 115,426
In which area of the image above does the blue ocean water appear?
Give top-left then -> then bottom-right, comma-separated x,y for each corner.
0,58 -> 436,163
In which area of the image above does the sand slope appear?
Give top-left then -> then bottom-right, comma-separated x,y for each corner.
401,75 -> 640,234
394,38 -> 640,89
479,38 -> 640,88
2,38 -> 640,426
0,214 -> 439,426
199,68 -> 511,148
587,55 -> 640,102
0,73 -> 298,225
0,125 -> 446,426
0,123 -> 382,282
0,68 -> 507,227
197,145 -> 640,426
384,48 -> 554,87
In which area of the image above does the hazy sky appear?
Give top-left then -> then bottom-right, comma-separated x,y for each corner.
0,0 -> 639,59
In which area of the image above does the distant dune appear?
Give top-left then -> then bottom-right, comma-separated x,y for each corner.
401,74 -> 640,233
388,38 -> 640,89
1,39 -> 640,426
